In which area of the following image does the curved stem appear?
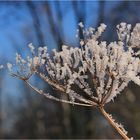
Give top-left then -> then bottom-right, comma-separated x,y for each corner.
98,106 -> 130,140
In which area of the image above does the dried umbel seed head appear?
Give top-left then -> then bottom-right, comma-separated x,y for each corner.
7,22 -> 140,139
7,22 -> 140,106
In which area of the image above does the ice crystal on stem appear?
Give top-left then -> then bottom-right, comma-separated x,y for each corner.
8,22 -> 140,139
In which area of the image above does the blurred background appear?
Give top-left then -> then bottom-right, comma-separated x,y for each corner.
0,0 -> 140,139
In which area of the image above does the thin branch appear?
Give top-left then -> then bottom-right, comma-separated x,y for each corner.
11,72 -> 97,106
101,77 -> 114,105
81,50 -> 99,100
75,78 -> 98,102
24,80 -> 93,107
35,71 -> 66,92
35,71 -> 98,106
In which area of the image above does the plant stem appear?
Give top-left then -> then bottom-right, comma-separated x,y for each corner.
98,106 -> 130,140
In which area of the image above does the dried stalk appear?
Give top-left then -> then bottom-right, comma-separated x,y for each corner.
98,106 -> 130,140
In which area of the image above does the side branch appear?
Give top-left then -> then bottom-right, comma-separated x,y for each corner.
11,72 -> 97,106
35,71 -> 98,106
24,80 -> 94,107
101,77 -> 114,104
35,71 -> 66,92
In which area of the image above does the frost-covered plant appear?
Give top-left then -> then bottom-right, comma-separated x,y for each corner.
8,22 -> 140,139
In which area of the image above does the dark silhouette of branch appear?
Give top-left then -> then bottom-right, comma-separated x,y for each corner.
72,1 -> 86,40
26,1 -> 45,46
96,1 -> 105,27
44,2 -> 63,51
